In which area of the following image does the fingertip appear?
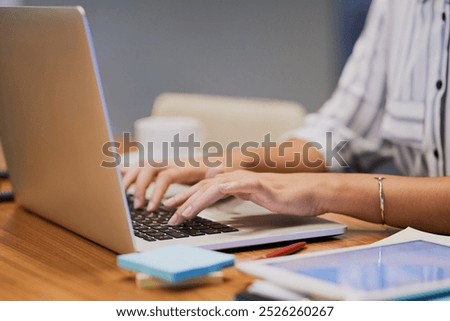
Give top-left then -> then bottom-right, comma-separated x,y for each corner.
122,176 -> 131,190
180,206 -> 194,219
133,188 -> 144,204
163,197 -> 175,207
133,197 -> 143,209
168,214 -> 184,226
146,201 -> 156,211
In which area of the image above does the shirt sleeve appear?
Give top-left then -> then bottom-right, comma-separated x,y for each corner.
283,0 -> 394,173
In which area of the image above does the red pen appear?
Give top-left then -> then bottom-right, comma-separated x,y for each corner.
258,241 -> 307,259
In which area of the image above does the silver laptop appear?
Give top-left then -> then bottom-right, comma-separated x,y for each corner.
0,6 -> 345,254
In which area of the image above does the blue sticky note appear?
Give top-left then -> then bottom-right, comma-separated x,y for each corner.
117,245 -> 235,283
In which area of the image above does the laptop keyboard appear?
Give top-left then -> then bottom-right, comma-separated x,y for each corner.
126,195 -> 238,242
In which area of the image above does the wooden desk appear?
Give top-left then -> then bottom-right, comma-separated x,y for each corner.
0,184 -> 399,300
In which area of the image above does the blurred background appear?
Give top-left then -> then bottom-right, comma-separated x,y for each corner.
3,0 -> 371,136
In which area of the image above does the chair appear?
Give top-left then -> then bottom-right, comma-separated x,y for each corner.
150,92 -> 306,146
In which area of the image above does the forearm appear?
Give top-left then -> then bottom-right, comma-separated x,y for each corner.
316,174 -> 450,235
225,138 -> 326,173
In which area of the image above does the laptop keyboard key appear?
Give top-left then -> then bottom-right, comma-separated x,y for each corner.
183,229 -> 206,236
165,231 -> 189,238
152,234 -> 174,240
201,229 -> 222,234
142,236 -> 157,242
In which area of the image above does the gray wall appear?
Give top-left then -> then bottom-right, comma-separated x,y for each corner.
25,0 -> 341,136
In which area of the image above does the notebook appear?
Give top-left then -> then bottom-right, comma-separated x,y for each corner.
0,6 -> 346,254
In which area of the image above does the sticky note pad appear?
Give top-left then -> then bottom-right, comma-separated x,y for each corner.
135,271 -> 224,289
117,245 -> 235,283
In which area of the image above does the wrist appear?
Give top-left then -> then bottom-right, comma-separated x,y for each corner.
312,173 -> 340,215
315,173 -> 385,223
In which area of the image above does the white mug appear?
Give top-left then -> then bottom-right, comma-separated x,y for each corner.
133,116 -> 205,163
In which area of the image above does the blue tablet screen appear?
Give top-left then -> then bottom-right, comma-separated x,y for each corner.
268,240 -> 450,291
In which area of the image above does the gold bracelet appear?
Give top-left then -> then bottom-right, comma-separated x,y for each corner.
375,177 -> 385,224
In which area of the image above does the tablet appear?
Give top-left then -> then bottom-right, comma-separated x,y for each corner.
237,240 -> 450,300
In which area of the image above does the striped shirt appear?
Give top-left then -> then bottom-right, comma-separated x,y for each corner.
286,0 -> 450,177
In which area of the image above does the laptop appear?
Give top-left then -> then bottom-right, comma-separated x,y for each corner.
0,6 -> 346,254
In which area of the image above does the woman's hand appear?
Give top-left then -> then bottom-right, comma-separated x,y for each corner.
165,169 -> 320,226
121,162 -> 226,211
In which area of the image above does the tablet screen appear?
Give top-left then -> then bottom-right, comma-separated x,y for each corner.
268,240 -> 450,292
